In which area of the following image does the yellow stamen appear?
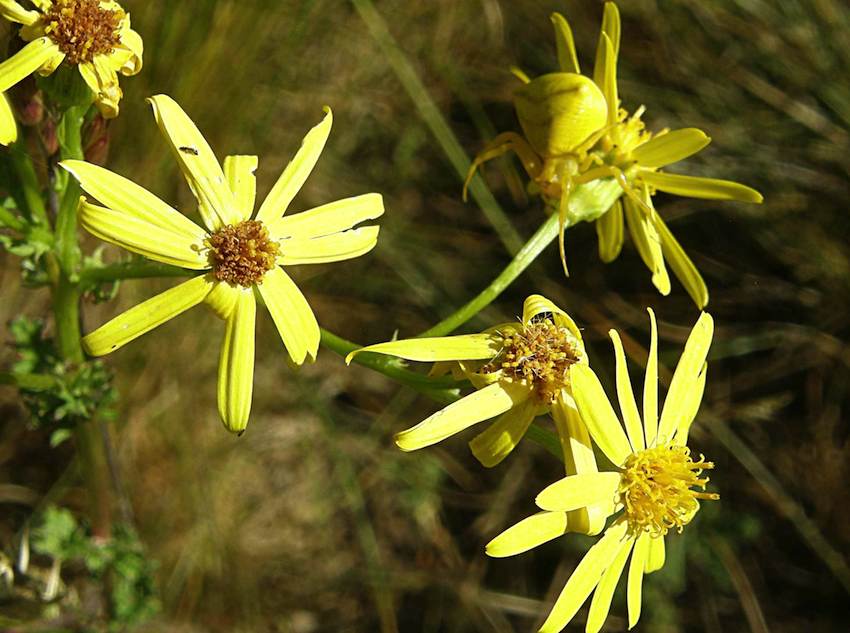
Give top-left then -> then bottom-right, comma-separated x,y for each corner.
44,0 -> 123,65
619,443 -> 719,537
206,220 -> 279,287
483,319 -> 579,402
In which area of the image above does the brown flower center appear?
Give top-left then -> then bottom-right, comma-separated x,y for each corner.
44,0 -> 123,65
619,444 -> 719,537
483,319 -> 579,402
206,220 -> 279,287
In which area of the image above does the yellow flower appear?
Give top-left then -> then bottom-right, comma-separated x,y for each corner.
348,295 -> 615,533
487,309 -> 718,633
0,0 -> 143,143
61,95 -> 384,433
465,2 -> 762,308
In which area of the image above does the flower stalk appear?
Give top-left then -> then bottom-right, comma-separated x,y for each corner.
48,106 -> 112,540
421,178 -> 622,337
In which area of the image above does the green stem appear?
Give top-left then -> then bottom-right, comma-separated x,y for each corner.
50,106 -> 112,540
420,178 -> 623,337
55,106 -> 85,276
420,213 -> 561,337
80,261 -> 192,285
320,329 -> 459,404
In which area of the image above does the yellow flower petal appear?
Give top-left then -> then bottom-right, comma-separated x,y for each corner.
654,213 -> 709,309
596,200 -> 623,263
115,22 -> 143,75
255,107 -> 332,223
0,93 -> 16,146
632,128 -> 711,168
278,226 -> 380,266
538,520 -> 630,633
79,199 -> 209,269
600,1 -> 621,57
587,538 -> 634,633
469,397 -> 538,467
675,362 -> 707,446
147,94 -> 240,230
593,2 -> 620,124
257,266 -> 320,365
217,289 -> 256,434
80,56 -> 121,118
640,171 -> 764,203
267,193 -> 385,239
551,394 -> 608,536
644,534 -> 665,573
82,275 -> 212,356
627,531 -> 650,629
657,312 -> 713,444
535,472 -> 620,512
346,333 -> 498,365
595,33 -> 618,125
0,37 -> 59,92
521,294 -> 583,345
223,155 -> 258,219
38,50 -> 65,76
550,13 -> 580,74
570,364 -> 632,467
61,160 -> 206,240
486,511 -> 568,558
623,197 -> 671,296
204,280 -> 239,320
394,381 -> 530,451
609,329 -> 644,452
0,1 -> 39,25
643,308 -> 659,447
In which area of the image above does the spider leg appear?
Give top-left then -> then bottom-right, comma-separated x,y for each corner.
463,132 -> 542,201
556,166 -> 575,277
574,165 -> 655,218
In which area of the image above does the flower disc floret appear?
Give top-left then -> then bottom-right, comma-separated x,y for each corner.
44,0 -> 122,65
206,220 -> 279,287
619,443 -> 718,537
484,319 -> 579,403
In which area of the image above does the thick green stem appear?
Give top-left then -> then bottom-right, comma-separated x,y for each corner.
50,107 -> 112,540
420,213 -> 561,337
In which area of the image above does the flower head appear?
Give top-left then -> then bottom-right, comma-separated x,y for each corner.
486,309 -> 717,632
465,2 -> 762,308
0,0 -> 143,143
62,95 -> 384,433
348,296 -> 609,533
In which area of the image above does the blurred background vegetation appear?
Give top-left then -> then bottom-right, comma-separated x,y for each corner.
3,0 -> 850,631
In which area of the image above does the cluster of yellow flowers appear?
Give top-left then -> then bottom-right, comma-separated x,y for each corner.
0,1 -> 764,631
